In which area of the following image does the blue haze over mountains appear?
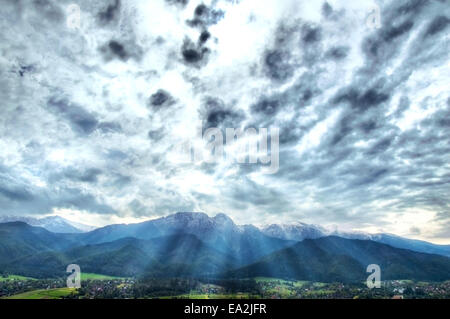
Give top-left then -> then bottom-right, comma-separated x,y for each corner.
1,212 -> 450,282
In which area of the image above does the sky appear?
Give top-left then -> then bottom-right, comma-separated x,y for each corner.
0,0 -> 449,243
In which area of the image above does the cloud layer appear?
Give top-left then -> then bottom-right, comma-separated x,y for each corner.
0,0 -> 449,242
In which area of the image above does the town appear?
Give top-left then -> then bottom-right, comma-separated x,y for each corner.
1,275 -> 450,299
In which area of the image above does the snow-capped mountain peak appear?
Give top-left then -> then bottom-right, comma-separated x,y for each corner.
260,222 -> 326,241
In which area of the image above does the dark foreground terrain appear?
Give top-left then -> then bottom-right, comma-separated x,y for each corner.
1,275 -> 450,299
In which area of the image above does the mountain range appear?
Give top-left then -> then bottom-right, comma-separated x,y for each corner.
1,212 -> 450,282
260,223 -> 450,258
226,236 -> 450,282
4,213 -> 450,257
0,215 -> 95,233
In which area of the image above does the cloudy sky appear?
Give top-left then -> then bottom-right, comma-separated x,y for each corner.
0,0 -> 449,243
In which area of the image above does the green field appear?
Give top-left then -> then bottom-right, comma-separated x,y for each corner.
254,277 -> 311,287
80,273 -> 123,281
0,275 -> 35,282
253,277 -> 321,298
5,288 -> 76,299
157,278 -> 316,299
0,273 -> 120,282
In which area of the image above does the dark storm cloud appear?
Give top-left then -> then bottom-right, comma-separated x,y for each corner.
424,15 -> 449,37
301,24 -> 322,44
101,40 -> 129,61
201,97 -> 246,130
149,89 -> 174,109
181,38 -> 210,65
251,96 -> 282,116
63,168 -> 103,183
263,50 -> 294,82
53,187 -> 115,214
98,0 -> 121,24
366,137 -> 393,156
47,97 -> 99,135
165,0 -> 189,7
358,119 -> 377,134
322,2 -> 333,18
186,4 -> 224,28
248,70 -> 323,146
17,64 -> 35,77
148,129 -> 165,141
100,37 -> 144,63
276,120 -> 305,146
110,174 -> 132,188
182,2 -> 224,68
352,168 -> 390,187
32,0 -> 64,23
0,185 -> 34,202
326,46 -> 350,60
182,47 -> 205,63
0,163 -> 114,215
382,20 -> 415,42
395,0 -> 428,15
332,87 -> 390,112
225,177 -> 293,212
105,149 -> 128,161
198,30 -> 211,45
108,40 -> 128,59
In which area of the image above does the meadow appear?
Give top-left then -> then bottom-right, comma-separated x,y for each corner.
5,288 -> 75,299
0,275 -> 35,282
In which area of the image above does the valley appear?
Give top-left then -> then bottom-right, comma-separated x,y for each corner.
1,212 -> 450,299
2,275 -> 450,299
